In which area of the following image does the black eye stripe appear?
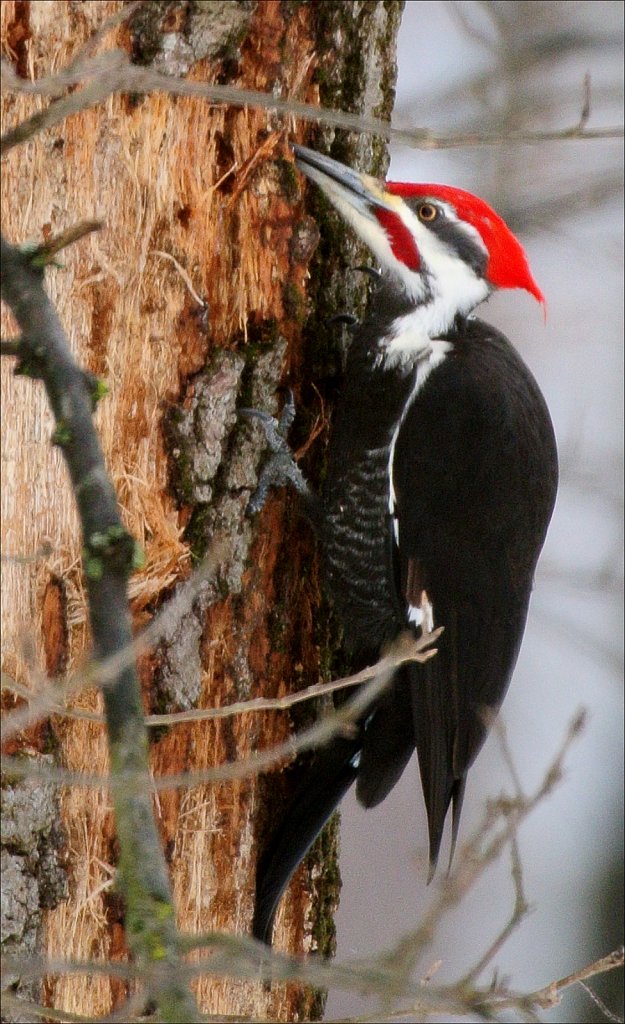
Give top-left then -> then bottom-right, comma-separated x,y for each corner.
434,221 -> 488,277
405,198 -> 488,279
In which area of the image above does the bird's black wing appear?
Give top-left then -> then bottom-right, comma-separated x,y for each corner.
387,321 -> 558,870
252,733 -> 360,945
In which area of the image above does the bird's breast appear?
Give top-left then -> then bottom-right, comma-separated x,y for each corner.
320,331 -> 455,656
323,443 -> 398,655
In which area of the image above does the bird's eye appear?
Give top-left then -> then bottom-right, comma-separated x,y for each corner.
417,203 -> 439,223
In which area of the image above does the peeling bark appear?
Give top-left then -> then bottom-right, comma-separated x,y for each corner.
0,1 -> 403,1019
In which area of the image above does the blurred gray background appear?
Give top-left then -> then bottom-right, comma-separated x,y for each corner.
325,3 -> 624,1021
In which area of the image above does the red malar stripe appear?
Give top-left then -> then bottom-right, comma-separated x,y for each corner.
374,208 -> 420,271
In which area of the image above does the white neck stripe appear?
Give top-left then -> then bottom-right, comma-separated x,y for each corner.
387,338 -> 452,523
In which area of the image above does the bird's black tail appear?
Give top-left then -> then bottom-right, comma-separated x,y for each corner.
252,734 -> 360,945
410,606 -> 525,876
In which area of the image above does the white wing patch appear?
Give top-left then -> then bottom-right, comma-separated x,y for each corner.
407,590 -> 435,633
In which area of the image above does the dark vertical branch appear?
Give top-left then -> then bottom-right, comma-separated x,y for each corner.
0,235 -> 201,1023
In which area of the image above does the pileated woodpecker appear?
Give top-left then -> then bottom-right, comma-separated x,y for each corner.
250,145 -> 558,945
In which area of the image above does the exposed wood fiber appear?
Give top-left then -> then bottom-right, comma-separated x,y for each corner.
1,1 -> 402,1018
2,1 -> 321,1018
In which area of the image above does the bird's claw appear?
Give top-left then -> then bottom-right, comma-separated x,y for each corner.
277,388 -> 296,436
239,408 -> 285,455
240,392 -> 309,515
240,389 -> 296,448
326,313 -> 360,330
352,263 -> 382,281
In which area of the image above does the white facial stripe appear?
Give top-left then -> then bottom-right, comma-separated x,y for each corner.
359,196 -> 490,322
304,170 -> 490,320
387,338 -> 452,511
399,197 -> 488,255
392,201 -> 490,319
301,165 -> 420,288
331,192 -> 492,325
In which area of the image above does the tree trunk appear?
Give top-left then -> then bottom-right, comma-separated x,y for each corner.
0,1 -> 403,1019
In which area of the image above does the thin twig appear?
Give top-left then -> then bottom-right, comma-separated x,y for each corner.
381,710 -> 587,996
531,946 -> 625,1011
150,250 -> 206,308
1,52 -> 621,159
492,713 -> 526,798
294,382 -> 328,460
1,628 -> 441,732
577,981 -> 624,1024
461,833 -> 530,985
0,991 -> 105,1023
1,630 -> 440,790
1,534 -> 230,741
29,220 -> 103,266
486,946 -> 625,1016
3,721 -> 618,1023
455,717 -> 533,984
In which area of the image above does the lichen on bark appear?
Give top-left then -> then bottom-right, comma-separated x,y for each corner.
1,760 -> 68,1022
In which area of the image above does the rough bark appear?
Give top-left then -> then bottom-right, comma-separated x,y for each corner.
0,1 -> 403,1020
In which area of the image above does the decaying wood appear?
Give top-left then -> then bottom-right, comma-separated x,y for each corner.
0,1 -> 403,1019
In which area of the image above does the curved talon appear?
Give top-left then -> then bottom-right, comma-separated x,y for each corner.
239,407 -> 276,424
278,389 -> 296,435
326,313 -> 360,329
241,395 -> 312,515
239,408 -> 285,453
352,264 -> 382,280
241,393 -> 296,444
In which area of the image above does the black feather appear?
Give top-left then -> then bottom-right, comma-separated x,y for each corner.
252,309 -> 557,940
252,735 -> 360,946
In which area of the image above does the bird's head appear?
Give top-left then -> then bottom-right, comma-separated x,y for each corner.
292,145 -> 543,334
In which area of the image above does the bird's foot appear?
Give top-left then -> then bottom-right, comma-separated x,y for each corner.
240,391 -> 311,515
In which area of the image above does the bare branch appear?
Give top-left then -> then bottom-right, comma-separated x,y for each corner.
375,710 -> 587,996
0,235 -> 201,1021
1,534 -> 230,741
4,714 -> 619,1023
1,52 -> 621,160
1,627 -> 441,733
0,989 -> 103,1023
1,10 -> 620,1020
459,833 -> 529,985
27,220 -> 103,267
1,630 -> 441,790
487,946 -> 625,1018
577,981 -> 624,1024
